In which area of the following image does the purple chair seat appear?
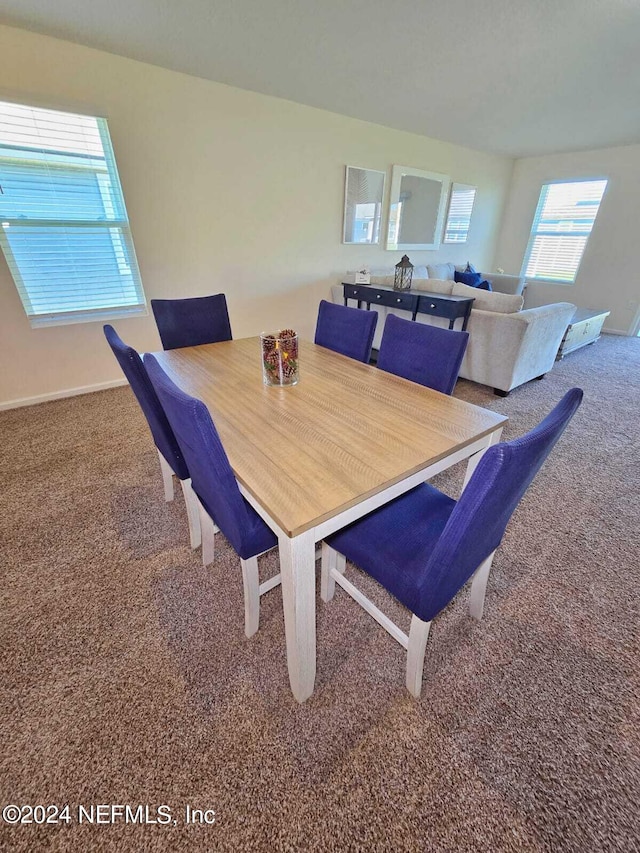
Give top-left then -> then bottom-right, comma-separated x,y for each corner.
327,484 -> 456,622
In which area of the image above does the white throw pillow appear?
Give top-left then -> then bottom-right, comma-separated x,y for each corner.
452,282 -> 524,313
370,264 -> 429,279
412,278 -> 454,295
427,262 -> 455,280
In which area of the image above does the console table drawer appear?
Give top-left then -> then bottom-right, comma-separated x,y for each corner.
417,294 -> 459,319
344,285 -> 374,302
368,290 -> 418,311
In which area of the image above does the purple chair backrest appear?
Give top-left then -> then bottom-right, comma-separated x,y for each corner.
377,314 -> 469,395
418,388 -> 584,620
103,324 -> 188,480
151,293 -> 232,350
314,299 -> 377,363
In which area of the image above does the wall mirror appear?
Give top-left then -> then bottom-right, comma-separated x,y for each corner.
342,166 -> 385,244
443,183 -> 477,243
386,165 -> 450,251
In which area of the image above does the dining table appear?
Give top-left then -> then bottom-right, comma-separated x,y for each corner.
150,336 -> 508,703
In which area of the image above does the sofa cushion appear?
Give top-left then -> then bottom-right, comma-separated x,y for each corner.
412,278 -> 454,295
367,265 -> 428,285
454,269 -> 482,287
427,262 -> 455,280
452,281 -> 524,313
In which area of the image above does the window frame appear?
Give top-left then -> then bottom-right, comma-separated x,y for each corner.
520,177 -> 608,285
0,99 -> 147,328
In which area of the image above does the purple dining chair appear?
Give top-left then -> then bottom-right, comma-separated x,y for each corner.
144,353 -> 280,638
320,388 -> 583,696
103,324 -> 201,549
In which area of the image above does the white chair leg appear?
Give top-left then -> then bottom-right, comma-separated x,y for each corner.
406,615 -> 432,699
468,551 -> 496,621
241,556 -> 260,638
199,502 -> 216,567
180,479 -> 202,549
320,543 -> 346,602
157,449 -> 174,502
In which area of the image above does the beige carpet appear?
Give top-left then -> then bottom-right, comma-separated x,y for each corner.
1,335 -> 639,852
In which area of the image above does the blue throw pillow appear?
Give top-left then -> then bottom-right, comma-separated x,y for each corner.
454,269 -> 482,287
476,279 -> 493,291
464,261 -> 477,273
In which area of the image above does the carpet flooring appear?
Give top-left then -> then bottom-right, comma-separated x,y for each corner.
1,334 -> 639,852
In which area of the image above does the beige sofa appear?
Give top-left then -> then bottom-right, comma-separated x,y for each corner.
333,267 -> 575,395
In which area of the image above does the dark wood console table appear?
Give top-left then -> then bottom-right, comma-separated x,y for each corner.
342,283 -> 474,331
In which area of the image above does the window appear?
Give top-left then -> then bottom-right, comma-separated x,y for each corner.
443,183 -> 476,243
0,101 -> 145,326
522,179 -> 607,283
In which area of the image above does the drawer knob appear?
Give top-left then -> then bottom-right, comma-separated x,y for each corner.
376,294 -> 381,299
430,303 -> 436,308
396,298 -> 402,303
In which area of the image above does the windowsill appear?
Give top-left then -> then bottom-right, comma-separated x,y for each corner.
28,304 -> 148,329
525,278 -> 576,287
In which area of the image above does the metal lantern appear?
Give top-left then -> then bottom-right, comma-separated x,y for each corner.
394,255 -> 414,291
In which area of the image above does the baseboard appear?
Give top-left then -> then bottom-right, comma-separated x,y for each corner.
0,378 -> 128,411
602,328 -> 630,337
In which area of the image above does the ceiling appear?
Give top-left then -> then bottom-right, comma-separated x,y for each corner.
1,0 -> 639,158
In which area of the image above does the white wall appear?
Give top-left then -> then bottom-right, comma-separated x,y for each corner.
0,25 -> 513,407
494,144 -> 640,333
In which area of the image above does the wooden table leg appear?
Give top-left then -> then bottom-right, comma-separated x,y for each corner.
278,528 -> 317,703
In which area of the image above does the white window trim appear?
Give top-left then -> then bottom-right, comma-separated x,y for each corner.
0,101 -> 146,327
520,177 -> 608,285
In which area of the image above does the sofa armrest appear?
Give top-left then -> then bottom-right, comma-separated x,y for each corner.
460,303 -> 576,392
481,273 -> 526,296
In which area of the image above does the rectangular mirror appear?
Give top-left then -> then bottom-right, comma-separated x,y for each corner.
386,165 -> 450,251
444,183 -> 477,243
342,166 -> 385,244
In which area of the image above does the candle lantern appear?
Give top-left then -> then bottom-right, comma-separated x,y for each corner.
394,255 -> 414,291
260,329 -> 299,386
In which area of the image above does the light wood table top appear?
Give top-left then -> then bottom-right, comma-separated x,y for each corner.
152,337 -> 507,537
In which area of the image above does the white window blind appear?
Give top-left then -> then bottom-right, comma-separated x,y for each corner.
444,183 -> 476,243
522,179 -> 607,283
0,101 -> 146,326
